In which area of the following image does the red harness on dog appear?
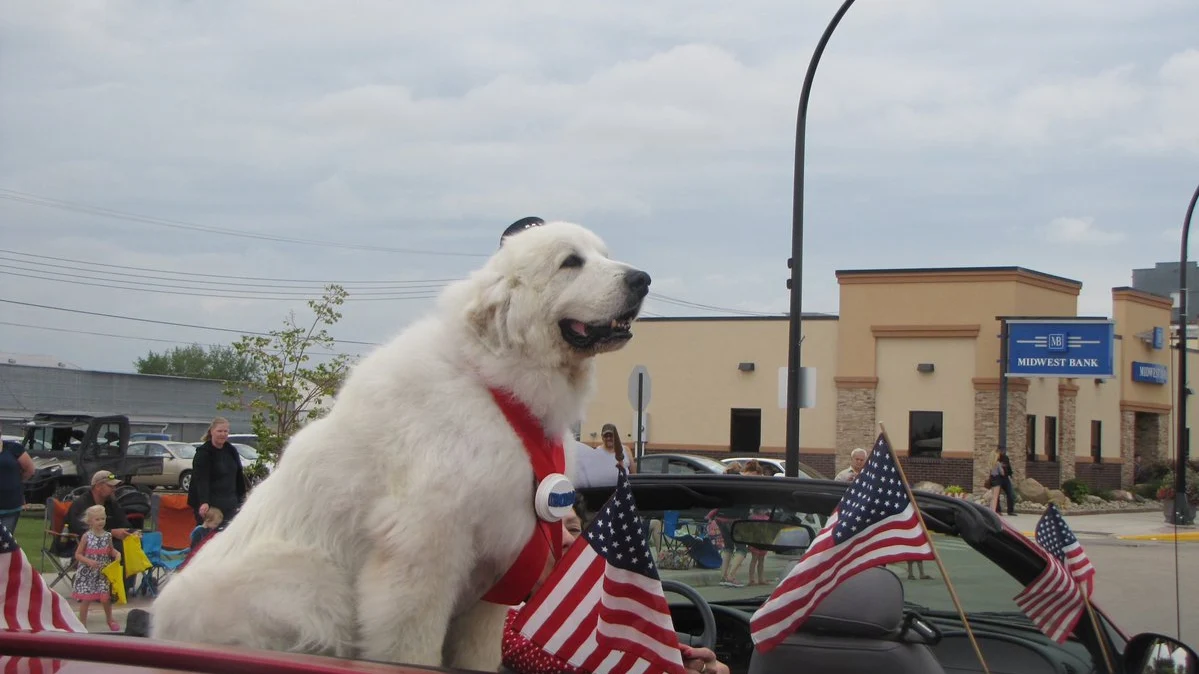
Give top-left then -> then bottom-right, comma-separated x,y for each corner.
481,388 -> 566,605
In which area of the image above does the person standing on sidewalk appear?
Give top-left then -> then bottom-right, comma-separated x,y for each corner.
997,448 -> 1017,516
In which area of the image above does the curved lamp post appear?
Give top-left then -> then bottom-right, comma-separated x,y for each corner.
785,0 -> 858,477
1175,183 -> 1199,524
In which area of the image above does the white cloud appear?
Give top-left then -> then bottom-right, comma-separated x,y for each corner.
1043,217 -> 1125,245
1,2 -> 1197,371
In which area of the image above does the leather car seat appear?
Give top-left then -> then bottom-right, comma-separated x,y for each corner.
749,567 -> 945,674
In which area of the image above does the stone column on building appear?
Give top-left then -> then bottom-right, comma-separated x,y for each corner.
973,377 -> 1029,492
1058,381 -> 1077,484
1132,412 -> 1170,465
834,377 -> 878,474
1119,409 -> 1136,489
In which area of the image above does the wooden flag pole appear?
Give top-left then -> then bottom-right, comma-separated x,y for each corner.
1084,590 -> 1116,673
878,422 -> 992,674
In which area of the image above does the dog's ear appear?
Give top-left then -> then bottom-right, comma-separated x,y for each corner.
463,272 -> 515,351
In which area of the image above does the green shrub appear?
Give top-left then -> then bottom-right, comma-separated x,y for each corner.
1133,483 -> 1160,500
1094,489 -> 1115,502
1061,478 -> 1091,503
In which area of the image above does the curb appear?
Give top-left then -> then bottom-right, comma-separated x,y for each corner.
1115,531 -> 1199,542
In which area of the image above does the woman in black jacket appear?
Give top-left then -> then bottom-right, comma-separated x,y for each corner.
187,417 -> 247,526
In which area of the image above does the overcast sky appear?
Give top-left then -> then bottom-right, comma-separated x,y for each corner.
2,1 -> 1197,373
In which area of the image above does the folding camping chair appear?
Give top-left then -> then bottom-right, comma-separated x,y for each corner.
40,498 -> 79,590
134,493 -> 192,597
656,511 -> 723,570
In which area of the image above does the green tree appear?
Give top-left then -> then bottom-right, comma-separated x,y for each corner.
220,285 -> 356,482
135,343 -> 261,382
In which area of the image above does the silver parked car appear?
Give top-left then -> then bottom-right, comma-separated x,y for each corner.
128,441 -> 197,491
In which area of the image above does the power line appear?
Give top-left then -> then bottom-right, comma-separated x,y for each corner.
0,249 -> 465,285
1,268 -> 441,302
1,260 -> 450,296
0,188 -> 490,258
0,298 -> 383,347
0,320 -> 360,358
0,249 -> 464,288
649,292 -> 780,317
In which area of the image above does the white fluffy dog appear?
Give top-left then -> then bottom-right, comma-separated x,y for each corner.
150,220 -> 650,671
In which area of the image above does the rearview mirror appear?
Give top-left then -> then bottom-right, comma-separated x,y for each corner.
1124,633 -> 1198,674
729,519 -> 814,554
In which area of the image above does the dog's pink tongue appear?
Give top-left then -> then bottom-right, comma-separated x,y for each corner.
570,320 -> 589,336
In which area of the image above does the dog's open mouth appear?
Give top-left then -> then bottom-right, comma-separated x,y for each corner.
559,307 -> 639,351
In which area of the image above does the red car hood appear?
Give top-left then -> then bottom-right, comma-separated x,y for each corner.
0,630 -> 474,674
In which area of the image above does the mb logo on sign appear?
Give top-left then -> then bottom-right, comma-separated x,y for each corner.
1005,320 -> 1115,378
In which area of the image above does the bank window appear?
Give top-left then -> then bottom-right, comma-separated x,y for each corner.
909,411 -> 943,458
1025,415 -> 1036,461
1044,416 -> 1058,462
1090,420 -> 1102,463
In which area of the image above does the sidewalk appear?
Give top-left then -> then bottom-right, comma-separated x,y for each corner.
44,572 -> 154,633
1001,510 -> 1199,542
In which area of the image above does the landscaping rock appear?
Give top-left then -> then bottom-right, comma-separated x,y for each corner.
1018,478 -> 1049,504
913,481 -> 946,495
1082,494 -> 1105,505
1047,489 -> 1071,508
1111,489 -> 1136,502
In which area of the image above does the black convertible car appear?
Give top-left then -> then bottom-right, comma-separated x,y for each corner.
577,473 -> 1194,674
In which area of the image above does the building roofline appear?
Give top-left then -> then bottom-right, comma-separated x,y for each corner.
0,362 -> 228,383
1112,286 -> 1175,310
638,313 -> 837,323
835,266 -> 1082,287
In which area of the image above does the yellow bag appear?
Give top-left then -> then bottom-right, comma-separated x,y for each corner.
102,560 -> 127,605
123,535 -> 152,577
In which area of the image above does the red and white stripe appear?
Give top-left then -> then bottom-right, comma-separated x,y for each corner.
1014,552 -> 1085,643
1060,541 -> 1095,599
750,504 -> 933,652
515,541 -> 684,674
0,656 -> 64,674
3,545 -> 87,633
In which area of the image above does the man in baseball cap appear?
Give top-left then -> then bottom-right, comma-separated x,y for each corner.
91,470 -> 122,487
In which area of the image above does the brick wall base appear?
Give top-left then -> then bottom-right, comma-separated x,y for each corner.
900,456 -> 974,491
802,454 -> 836,479
1075,462 -> 1123,491
1025,461 -> 1061,489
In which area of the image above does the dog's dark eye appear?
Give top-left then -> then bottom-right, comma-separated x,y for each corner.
560,254 -> 584,269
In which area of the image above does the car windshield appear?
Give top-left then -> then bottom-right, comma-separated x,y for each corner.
235,444 -> 258,460
577,475 -> 1107,672
685,455 -> 727,473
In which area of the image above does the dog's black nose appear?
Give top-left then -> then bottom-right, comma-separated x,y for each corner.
624,270 -> 651,298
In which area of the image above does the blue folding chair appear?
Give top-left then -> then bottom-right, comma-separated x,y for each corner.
134,531 -> 189,598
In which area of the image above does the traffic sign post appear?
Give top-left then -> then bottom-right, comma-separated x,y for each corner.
628,366 -> 651,461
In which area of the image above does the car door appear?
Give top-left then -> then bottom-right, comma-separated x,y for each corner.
80,416 -> 163,481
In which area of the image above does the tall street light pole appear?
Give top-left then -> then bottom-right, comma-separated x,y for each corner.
1175,182 -> 1199,524
785,0 -> 858,477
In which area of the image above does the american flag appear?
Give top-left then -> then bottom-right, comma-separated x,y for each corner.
750,433 -> 934,652
1035,504 -> 1095,598
1006,517 -> 1085,643
0,657 -> 64,674
1,521 -> 86,633
512,469 -> 686,674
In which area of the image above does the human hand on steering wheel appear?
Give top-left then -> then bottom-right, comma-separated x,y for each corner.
681,646 -> 729,674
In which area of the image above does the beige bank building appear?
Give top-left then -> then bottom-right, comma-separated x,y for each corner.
581,266 -> 1196,493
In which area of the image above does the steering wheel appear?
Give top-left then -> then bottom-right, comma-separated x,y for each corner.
660,579 -> 717,651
